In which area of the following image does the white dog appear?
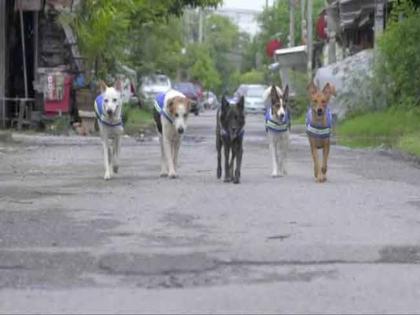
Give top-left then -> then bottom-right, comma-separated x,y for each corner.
153,89 -> 190,178
263,85 -> 290,177
94,81 -> 124,180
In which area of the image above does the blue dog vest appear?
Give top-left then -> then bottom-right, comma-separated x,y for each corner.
305,106 -> 332,138
154,92 -> 174,124
265,108 -> 290,133
94,95 -> 123,127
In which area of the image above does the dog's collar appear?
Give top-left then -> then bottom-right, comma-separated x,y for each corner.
94,95 -> 123,127
305,106 -> 332,138
265,108 -> 290,133
154,98 -> 174,124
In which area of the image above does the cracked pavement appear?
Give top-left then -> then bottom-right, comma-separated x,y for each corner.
1,112 -> 420,313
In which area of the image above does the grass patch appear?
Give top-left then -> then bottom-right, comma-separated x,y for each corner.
123,103 -> 154,135
337,108 -> 420,156
292,114 -> 305,125
398,133 -> 420,156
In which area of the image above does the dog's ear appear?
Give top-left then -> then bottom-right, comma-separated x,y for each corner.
168,98 -> 176,115
307,81 -> 317,96
184,97 -> 191,113
283,85 -> 289,103
221,96 -> 229,113
270,85 -> 280,104
237,95 -> 245,112
99,80 -> 108,93
322,82 -> 335,98
114,80 -> 123,93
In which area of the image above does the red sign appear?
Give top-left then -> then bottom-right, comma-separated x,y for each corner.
316,14 -> 328,40
266,39 -> 282,58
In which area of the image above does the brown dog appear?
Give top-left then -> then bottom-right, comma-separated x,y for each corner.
306,82 -> 336,183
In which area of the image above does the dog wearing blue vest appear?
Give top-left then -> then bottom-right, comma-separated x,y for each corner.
216,95 -> 245,184
94,81 -> 124,180
306,81 -> 336,183
153,89 -> 190,178
263,85 -> 290,177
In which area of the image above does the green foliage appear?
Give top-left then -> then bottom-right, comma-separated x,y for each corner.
63,0 -> 222,77
187,45 -> 221,90
239,70 -> 265,84
122,103 -> 154,134
377,2 -> 420,106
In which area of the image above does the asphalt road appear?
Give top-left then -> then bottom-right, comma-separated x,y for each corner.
1,111 -> 420,314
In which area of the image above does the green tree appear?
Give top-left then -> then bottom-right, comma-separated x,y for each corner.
377,0 -> 420,106
63,0 -> 222,77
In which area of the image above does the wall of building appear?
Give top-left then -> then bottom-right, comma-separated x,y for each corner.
0,0 -> 6,127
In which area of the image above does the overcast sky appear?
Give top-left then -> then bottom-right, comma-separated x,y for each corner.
221,0 -> 275,11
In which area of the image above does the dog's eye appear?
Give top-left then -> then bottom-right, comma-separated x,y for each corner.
104,99 -> 109,103
175,113 -> 179,118
183,114 -> 188,118
234,115 -> 238,120
112,98 -> 117,102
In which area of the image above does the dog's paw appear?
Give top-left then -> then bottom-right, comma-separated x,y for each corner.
104,172 -> 111,180
113,166 -> 119,174
233,177 -> 240,184
217,168 -> 222,179
168,173 -> 178,179
271,172 -> 279,178
160,173 -> 168,178
223,177 -> 232,183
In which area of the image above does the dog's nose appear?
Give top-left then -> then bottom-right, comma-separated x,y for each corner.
106,109 -> 113,116
317,108 -> 323,116
178,127 -> 184,134
279,113 -> 285,120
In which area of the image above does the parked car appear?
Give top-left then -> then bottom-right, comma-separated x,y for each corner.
234,84 -> 268,114
139,74 -> 171,107
173,82 -> 202,115
202,91 -> 219,110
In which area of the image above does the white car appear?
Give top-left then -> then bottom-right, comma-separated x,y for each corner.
234,84 -> 268,114
140,74 -> 172,103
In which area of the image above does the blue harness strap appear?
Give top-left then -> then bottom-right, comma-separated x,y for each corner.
94,95 -> 123,127
305,106 -> 332,139
265,108 -> 290,133
154,92 -> 174,124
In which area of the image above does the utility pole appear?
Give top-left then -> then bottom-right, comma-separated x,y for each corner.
326,2 -> 337,64
301,0 -> 306,44
289,0 -> 295,47
374,0 -> 385,44
307,0 -> 313,79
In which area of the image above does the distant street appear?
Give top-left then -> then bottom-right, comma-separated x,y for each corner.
1,111 -> 420,314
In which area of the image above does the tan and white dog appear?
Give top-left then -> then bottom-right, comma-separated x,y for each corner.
94,81 -> 124,180
153,89 -> 190,178
263,85 -> 290,177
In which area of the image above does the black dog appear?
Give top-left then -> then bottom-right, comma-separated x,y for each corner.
216,96 -> 245,184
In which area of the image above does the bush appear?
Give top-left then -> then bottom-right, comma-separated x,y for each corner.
377,2 -> 420,106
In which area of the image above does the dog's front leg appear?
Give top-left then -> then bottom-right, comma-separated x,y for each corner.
103,140 -> 111,180
216,134 -> 222,179
269,133 -> 279,177
223,143 -> 231,182
159,136 -> 168,177
278,134 -> 289,176
113,136 -> 120,174
321,141 -> 330,182
310,141 -> 322,183
233,142 -> 242,184
173,137 -> 181,170
164,139 -> 177,179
